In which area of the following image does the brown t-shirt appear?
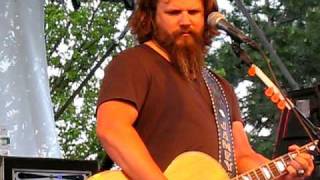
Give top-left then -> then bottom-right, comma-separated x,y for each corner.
97,44 -> 242,171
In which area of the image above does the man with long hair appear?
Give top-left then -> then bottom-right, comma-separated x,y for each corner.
96,0 -> 314,179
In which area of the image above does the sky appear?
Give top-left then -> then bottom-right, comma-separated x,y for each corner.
218,0 -> 234,13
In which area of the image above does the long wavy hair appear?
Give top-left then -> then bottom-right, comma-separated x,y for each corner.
129,0 -> 219,46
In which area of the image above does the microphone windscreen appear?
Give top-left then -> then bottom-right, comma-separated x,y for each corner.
207,12 -> 225,27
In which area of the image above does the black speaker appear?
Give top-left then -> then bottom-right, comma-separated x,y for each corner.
0,156 -> 98,180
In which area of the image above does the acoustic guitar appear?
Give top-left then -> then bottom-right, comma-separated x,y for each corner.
88,141 -> 317,180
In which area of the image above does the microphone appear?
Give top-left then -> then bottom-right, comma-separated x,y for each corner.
207,12 -> 259,50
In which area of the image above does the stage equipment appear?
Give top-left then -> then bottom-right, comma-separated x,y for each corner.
207,12 -> 259,50
274,84 -> 320,155
274,85 -> 320,178
0,156 -> 98,180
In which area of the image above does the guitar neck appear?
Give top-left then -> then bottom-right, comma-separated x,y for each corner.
232,141 -> 317,180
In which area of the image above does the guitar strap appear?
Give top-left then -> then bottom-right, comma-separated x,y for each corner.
202,68 -> 238,178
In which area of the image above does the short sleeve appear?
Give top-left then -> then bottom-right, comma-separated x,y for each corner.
97,51 -> 149,112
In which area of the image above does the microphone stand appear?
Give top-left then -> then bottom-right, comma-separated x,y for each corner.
230,41 -> 320,152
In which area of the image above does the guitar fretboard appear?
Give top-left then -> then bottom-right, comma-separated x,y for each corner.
232,141 -> 318,180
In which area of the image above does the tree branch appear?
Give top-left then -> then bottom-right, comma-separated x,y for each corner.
50,3 -> 102,94
54,23 -> 130,120
48,21 -> 71,59
233,0 -> 300,90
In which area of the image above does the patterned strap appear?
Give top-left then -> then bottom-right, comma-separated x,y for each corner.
202,68 -> 238,177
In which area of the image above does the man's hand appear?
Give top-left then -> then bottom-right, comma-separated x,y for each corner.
282,145 -> 314,180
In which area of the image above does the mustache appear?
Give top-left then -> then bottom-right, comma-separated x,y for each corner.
172,29 -> 198,38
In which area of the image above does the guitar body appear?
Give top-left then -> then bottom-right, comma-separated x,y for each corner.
88,151 -> 230,180
89,141 -> 318,180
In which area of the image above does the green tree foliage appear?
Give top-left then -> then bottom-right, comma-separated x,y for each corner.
207,0 -> 320,157
45,0 -> 129,162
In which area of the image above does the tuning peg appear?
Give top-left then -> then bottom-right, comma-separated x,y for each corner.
271,93 -> 280,103
277,100 -> 286,110
248,66 -> 256,77
264,87 -> 274,97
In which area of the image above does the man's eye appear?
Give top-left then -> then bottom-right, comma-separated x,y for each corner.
189,10 -> 200,15
167,10 -> 180,15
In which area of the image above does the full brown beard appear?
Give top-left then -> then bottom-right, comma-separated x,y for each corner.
153,27 -> 206,80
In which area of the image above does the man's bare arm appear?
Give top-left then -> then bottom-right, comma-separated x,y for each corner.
96,101 -> 166,180
233,121 -> 269,173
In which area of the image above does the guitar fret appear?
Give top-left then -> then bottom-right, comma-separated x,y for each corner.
282,154 -> 291,166
280,157 -> 288,168
245,174 -> 253,180
237,174 -> 251,180
307,143 -> 317,152
256,168 -> 266,180
261,165 -> 273,179
288,153 -> 294,161
302,143 -> 315,153
253,171 -> 260,180
269,162 -> 280,177
267,164 -> 277,178
249,171 -> 259,180
274,157 -> 287,174
268,161 -> 281,177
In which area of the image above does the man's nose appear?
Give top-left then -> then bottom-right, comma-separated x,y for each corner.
179,12 -> 191,28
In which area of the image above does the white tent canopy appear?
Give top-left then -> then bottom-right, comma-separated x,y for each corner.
0,0 -> 61,158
